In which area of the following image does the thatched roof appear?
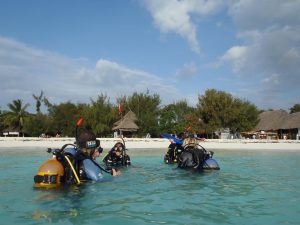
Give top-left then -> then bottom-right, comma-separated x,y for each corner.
255,110 -> 300,131
112,110 -> 139,132
280,111 -> 300,129
113,110 -> 137,126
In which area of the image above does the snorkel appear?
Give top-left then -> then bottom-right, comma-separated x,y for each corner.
120,137 -> 127,165
75,117 -> 84,144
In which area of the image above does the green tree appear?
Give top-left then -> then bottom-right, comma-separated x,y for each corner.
196,89 -> 232,134
43,96 -> 54,114
159,100 -> 194,134
49,102 -> 83,137
3,99 -> 30,136
83,94 -> 117,137
126,91 -> 161,137
196,89 -> 259,135
23,113 -> 52,137
0,108 -> 5,133
290,104 -> 300,114
229,99 -> 259,133
32,91 -> 44,114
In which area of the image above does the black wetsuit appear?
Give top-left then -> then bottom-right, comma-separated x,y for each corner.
103,149 -> 131,170
164,143 -> 184,164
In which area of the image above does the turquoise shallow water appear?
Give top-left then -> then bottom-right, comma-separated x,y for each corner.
0,147 -> 300,225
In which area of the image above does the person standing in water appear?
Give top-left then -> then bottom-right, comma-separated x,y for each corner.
65,131 -> 120,183
103,142 -> 131,170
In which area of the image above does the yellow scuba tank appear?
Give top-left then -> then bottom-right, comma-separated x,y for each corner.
33,157 -> 65,188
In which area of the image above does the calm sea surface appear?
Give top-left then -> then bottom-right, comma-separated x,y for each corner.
0,147 -> 299,225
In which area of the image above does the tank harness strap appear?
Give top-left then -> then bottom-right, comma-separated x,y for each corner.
64,155 -> 81,185
173,146 -> 177,158
34,174 -> 58,184
192,151 -> 200,169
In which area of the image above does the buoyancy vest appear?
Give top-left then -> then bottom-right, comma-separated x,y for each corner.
82,159 -> 103,181
178,148 -> 206,170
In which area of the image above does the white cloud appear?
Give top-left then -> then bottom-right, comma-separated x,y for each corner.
262,73 -> 280,85
220,45 -> 248,73
141,0 -> 224,53
175,62 -> 197,78
216,0 -> 300,109
0,37 -> 181,112
228,0 -> 300,31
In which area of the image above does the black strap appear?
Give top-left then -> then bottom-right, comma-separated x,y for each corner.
90,159 -> 112,174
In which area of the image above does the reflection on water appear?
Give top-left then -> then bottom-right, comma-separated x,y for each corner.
0,148 -> 300,224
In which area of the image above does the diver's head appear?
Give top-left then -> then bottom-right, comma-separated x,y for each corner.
77,130 -> 100,149
177,132 -> 184,140
113,142 -> 124,156
114,142 -> 124,150
90,146 -> 103,160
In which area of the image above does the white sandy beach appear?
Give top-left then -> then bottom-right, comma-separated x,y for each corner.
0,137 -> 300,151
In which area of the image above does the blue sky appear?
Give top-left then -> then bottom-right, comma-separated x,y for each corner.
0,0 -> 299,113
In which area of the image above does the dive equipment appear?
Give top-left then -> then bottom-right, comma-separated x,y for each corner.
34,158 -> 65,188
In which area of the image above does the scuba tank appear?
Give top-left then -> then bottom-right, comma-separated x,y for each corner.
33,146 -> 80,188
33,157 -> 64,188
178,142 -> 220,170
33,118 -> 84,188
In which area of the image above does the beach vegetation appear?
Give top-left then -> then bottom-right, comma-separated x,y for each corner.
1,89 -> 260,138
2,99 -> 30,136
195,89 -> 259,137
48,102 -> 84,137
159,100 -> 194,135
289,104 -> 300,114
125,91 -> 161,137
32,91 -> 44,114
82,94 -> 118,137
23,113 -> 52,137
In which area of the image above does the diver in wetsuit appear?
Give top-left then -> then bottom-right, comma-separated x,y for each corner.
164,133 -> 184,164
102,142 -> 131,170
164,140 -> 183,164
177,137 -> 208,170
65,131 -> 120,184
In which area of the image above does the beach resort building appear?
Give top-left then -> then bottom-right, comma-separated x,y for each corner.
247,110 -> 300,140
112,110 -> 139,138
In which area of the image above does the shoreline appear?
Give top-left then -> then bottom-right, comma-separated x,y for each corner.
0,137 -> 300,151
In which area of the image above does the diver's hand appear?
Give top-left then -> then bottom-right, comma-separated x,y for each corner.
111,168 -> 121,176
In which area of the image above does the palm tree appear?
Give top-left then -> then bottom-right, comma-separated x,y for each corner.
32,91 -> 44,113
4,99 -> 30,136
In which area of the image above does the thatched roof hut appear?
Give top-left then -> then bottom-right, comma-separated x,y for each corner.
280,112 -> 300,129
112,110 -> 139,132
255,110 -> 300,131
255,110 -> 289,131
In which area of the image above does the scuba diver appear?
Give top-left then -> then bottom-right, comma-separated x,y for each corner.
102,142 -> 131,170
177,137 -> 219,170
34,120 -> 120,188
68,130 -> 120,183
162,130 -> 220,170
164,133 -> 184,164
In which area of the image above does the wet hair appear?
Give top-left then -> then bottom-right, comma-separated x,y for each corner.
114,142 -> 124,149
